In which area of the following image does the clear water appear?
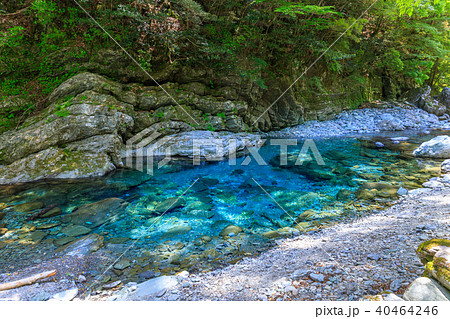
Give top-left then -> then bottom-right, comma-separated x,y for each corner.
0,130 -> 446,281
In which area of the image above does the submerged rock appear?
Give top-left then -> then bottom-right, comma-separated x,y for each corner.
160,225 -> 192,239
62,198 -> 128,228
114,259 -> 131,270
56,233 -> 104,256
14,202 -> 45,213
413,136 -> 450,158
41,207 -> 62,218
219,225 -> 243,237
154,197 -> 186,214
61,225 -> 91,237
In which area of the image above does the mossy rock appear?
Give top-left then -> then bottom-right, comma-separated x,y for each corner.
416,239 -> 450,291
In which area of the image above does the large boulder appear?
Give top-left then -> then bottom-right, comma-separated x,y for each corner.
403,277 -> 450,301
126,130 -> 264,161
413,136 -> 450,158
0,147 -> 116,184
416,239 -> 450,291
115,276 -> 178,300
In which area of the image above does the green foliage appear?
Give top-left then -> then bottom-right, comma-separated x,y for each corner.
0,0 -> 448,133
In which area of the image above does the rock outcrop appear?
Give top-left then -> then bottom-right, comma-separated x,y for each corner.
406,86 -> 449,116
0,72 -> 264,184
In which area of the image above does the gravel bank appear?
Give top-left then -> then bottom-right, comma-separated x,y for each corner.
270,103 -> 449,138
163,186 -> 450,301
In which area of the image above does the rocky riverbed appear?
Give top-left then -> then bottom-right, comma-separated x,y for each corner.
104,184 -> 450,301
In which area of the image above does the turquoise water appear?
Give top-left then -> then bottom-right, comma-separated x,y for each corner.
0,130 -> 445,281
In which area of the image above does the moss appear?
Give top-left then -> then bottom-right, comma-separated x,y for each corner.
417,239 -> 450,264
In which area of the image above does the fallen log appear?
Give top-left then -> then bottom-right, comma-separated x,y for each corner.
0,269 -> 57,292
27,204 -> 57,220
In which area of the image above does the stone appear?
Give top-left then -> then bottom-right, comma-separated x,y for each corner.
383,293 -> 404,301
186,210 -> 215,219
310,273 -> 325,282
422,180 -> 444,188
54,236 -> 76,246
413,136 -> 450,159
336,189 -> 352,201
416,239 -> 450,290
355,189 -> 375,201
139,270 -> 156,280
118,276 -> 179,300
390,279 -> 403,292
441,159 -> 450,174
375,142 -> 384,148
114,259 -> 131,270
14,202 -> 45,213
292,269 -> 312,280
397,187 -> 408,196
37,222 -> 60,230
50,287 -> 79,301
61,225 -> 91,237
63,198 -> 128,228
403,277 -> 450,301
104,280 -> 122,289
56,234 -> 104,256
160,225 -> 192,239
154,198 -> 186,214
367,253 -> 381,261
219,225 -> 243,237
41,207 -> 62,218
439,87 -> 450,108
377,114 -> 405,131
296,210 -> 317,222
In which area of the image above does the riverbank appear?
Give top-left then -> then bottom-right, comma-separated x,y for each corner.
270,101 -> 447,139
119,184 -> 450,301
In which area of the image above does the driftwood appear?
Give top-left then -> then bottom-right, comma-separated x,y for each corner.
27,204 -> 57,221
0,269 -> 56,292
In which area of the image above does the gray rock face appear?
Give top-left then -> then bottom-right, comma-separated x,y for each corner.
406,86 -> 448,116
439,87 -> 450,108
403,277 -> 450,301
413,136 -> 450,158
131,130 -> 264,161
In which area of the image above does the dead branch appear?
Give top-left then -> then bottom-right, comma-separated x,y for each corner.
0,270 -> 57,292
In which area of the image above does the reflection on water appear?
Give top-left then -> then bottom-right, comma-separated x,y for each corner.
0,130 -> 445,283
